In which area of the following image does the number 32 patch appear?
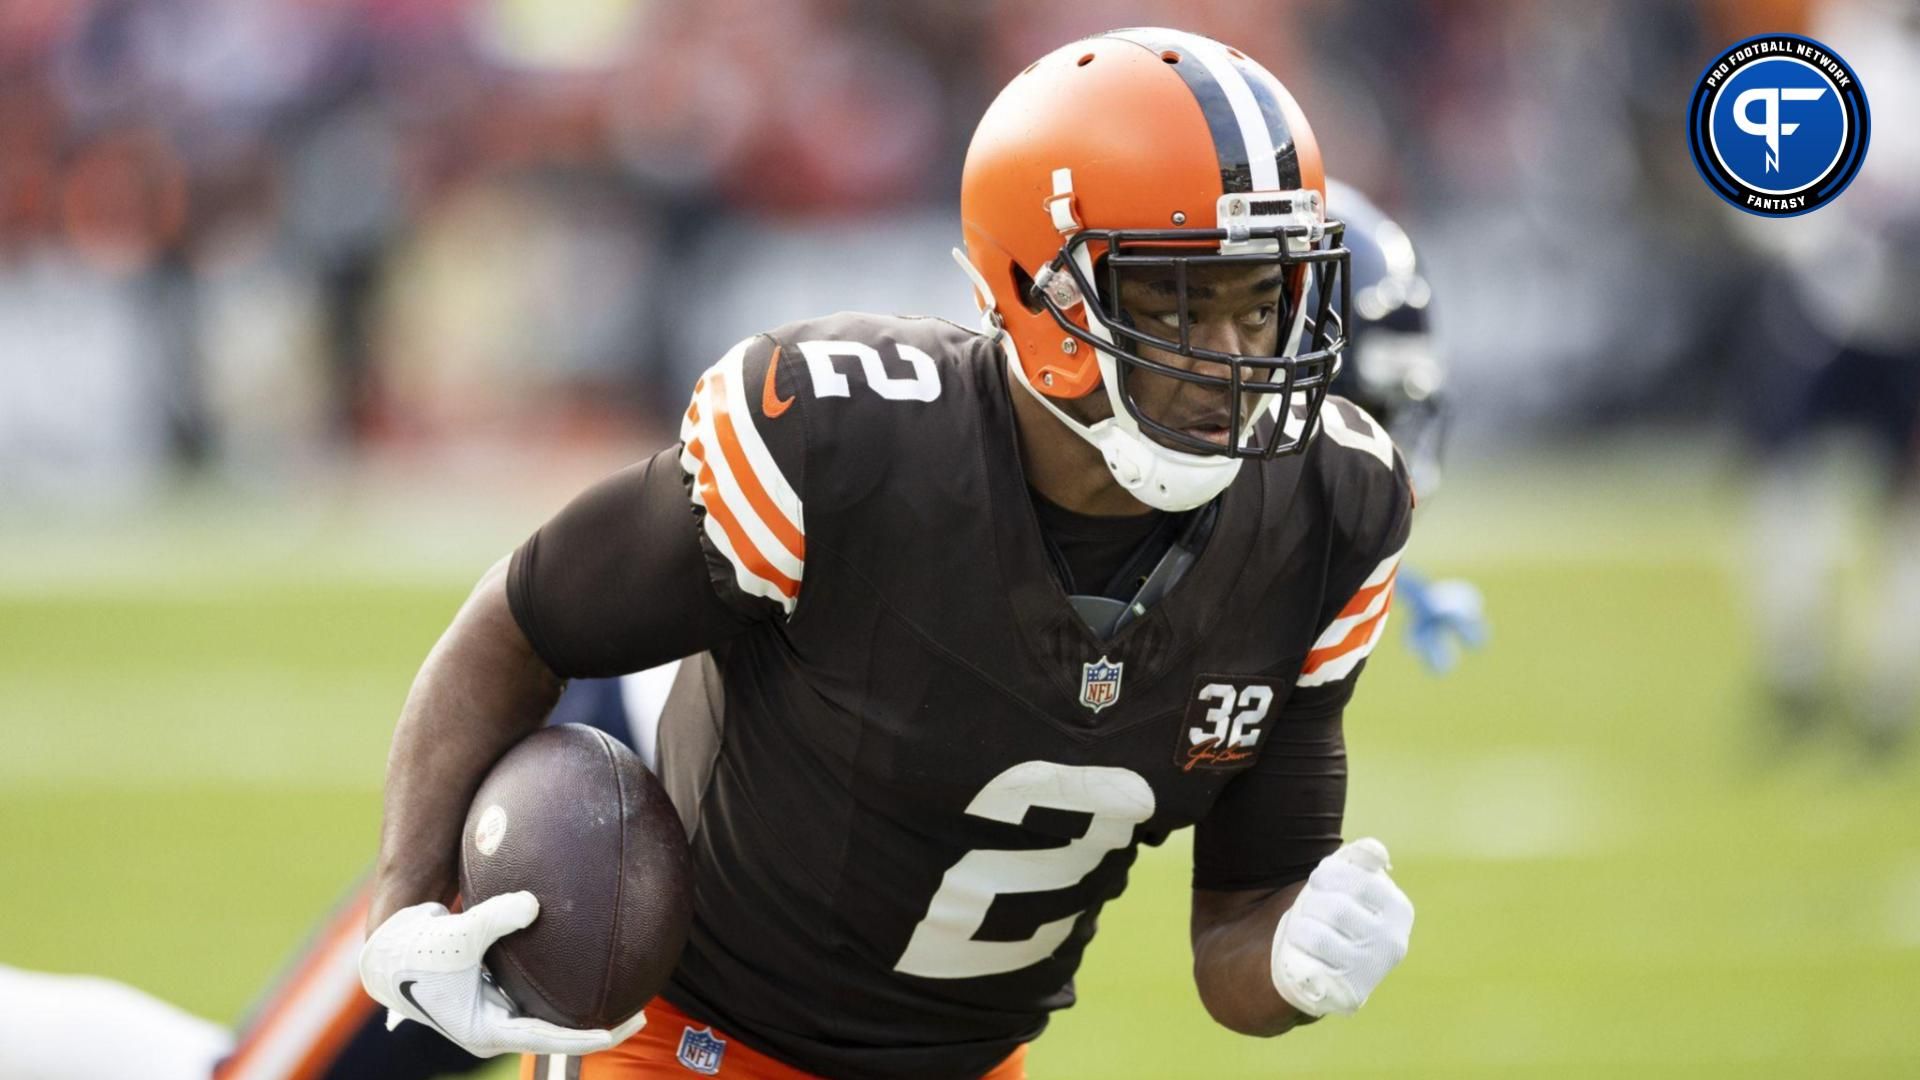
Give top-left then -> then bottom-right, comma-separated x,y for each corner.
1179,675 -> 1283,772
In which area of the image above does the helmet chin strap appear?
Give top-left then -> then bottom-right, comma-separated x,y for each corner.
954,244 -> 1247,513
951,248 -> 1004,336
1000,332 -> 1241,513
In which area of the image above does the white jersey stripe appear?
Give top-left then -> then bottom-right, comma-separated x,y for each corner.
1164,30 -> 1280,191
685,377 -> 803,583
1308,548 -> 1401,648
681,438 -> 800,612
678,337 -> 807,613
1296,590 -> 1393,687
713,339 -> 803,539
1296,546 -> 1403,688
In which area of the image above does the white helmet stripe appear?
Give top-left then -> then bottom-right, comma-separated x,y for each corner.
1158,30 -> 1280,192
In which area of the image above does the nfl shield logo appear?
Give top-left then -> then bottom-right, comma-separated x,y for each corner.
676,1025 -> 726,1075
1080,656 -> 1124,712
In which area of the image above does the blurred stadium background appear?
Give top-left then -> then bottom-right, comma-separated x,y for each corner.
2,0 -> 1917,1076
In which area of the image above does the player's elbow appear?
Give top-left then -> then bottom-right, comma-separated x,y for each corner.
1190,884 -> 1311,1038
1195,978 -> 1306,1038
1191,938 -> 1311,1038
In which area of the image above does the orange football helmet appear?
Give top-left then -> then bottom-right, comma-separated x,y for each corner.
957,28 -> 1348,510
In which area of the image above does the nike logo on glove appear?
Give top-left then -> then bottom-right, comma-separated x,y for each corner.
761,345 -> 793,418
398,980 -> 449,1037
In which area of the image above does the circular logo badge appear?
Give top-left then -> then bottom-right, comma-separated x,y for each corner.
474,804 -> 508,857
1687,34 -> 1869,217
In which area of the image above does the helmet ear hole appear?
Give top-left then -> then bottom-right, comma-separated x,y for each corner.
1009,263 -> 1046,316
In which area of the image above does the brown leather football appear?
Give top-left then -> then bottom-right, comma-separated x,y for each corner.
459,723 -> 691,1030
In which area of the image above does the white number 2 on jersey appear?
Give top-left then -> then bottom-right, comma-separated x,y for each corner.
894,761 -> 1155,979
796,340 -> 942,402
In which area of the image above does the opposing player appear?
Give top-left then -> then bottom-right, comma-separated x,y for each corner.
361,28 -> 1417,1079
1324,179 -> 1485,676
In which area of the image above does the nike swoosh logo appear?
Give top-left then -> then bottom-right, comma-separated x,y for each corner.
398,980 -> 449,1036
761,345 -> 793,418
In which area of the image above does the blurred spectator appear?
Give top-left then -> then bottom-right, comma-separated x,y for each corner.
0,0 -> 1912,510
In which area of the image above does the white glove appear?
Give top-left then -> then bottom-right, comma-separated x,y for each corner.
1270,838 -> 1414,1018
359,891 -> 646,1058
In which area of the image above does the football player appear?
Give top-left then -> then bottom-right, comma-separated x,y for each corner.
198,176 -> 1451,1080
359,28 -> 1417,1080
1323,178 -> 1486,676
0,37 -> 1426,1079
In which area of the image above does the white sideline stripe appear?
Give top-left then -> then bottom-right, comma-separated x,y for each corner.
222,924 -> 365,1080
1163,30 -> 1280,192
1135,749 -> 1629,862
545,1053 -> 571,1080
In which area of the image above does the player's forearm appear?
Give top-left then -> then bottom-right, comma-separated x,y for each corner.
367,557 -> 563,932
1190,881 -> 1312,1037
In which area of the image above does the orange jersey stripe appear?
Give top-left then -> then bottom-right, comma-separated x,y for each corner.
708,372 -> 804,560
1301,580 -> 1395,674
1336,575 -> 1392,620
686,436 -> 800,598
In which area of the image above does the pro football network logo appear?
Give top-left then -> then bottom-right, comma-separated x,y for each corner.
1079,656 -> 1123,712
1687,33 -> 1869,217
676,1025 -> 726,1074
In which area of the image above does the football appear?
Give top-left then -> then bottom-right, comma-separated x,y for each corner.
459,723 -> 692,1030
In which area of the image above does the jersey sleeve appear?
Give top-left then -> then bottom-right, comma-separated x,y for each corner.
507,446 -> 763,679
1285,399 -> 1417,712
1190,708 -> 1347,891
1189,399 -> 1415,892
677,334 -> 811,619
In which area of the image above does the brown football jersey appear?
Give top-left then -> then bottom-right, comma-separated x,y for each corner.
508,312 -> 1412,1079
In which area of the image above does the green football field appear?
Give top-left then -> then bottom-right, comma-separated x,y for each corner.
3,445 -> 1916,1078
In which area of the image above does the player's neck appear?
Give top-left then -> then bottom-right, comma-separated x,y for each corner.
1005,364 -> 1157,518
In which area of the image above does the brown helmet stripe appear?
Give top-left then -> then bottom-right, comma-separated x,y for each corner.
1226,55 -> 1303,192
1106,27 -> 1257,193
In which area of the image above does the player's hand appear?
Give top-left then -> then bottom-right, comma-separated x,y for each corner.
1397,570 -> 1487,675
1270,838 -> 1413,1018
359,891 -> 647,1058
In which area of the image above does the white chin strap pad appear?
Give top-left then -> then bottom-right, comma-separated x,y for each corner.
1000,325 -> 1244,513
1091,423 -> 1243,512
